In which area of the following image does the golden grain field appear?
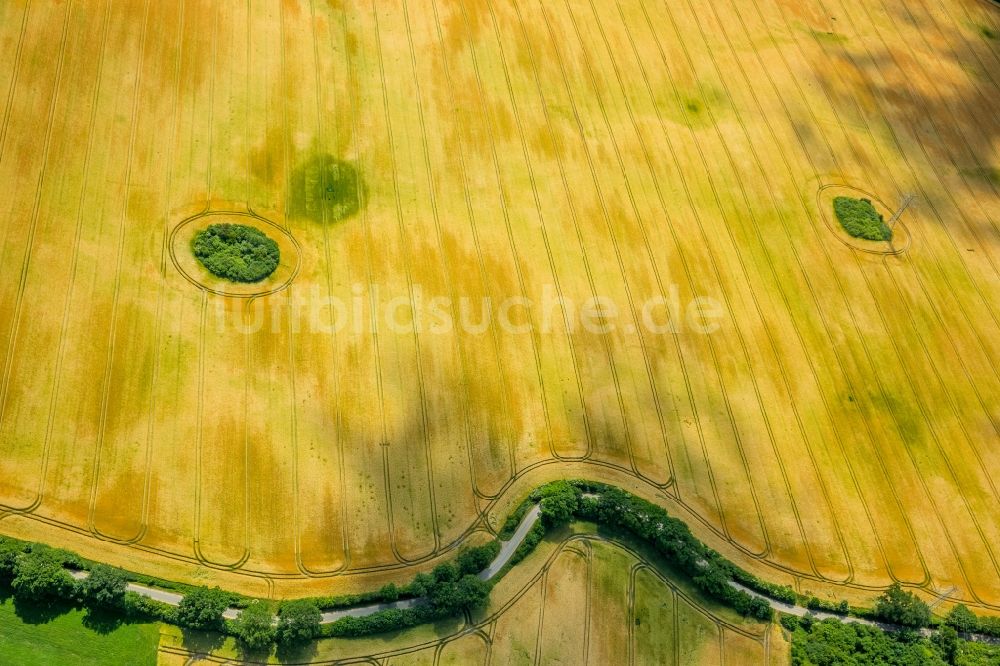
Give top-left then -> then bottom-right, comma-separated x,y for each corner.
0,0 -> 998,636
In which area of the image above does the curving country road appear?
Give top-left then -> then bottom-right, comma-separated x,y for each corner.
70,503 -> 543,625
75,499 -> 995,646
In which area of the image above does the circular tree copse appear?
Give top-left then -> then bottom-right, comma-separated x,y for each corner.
832,196 -> 892,241
191,223 -> 280,283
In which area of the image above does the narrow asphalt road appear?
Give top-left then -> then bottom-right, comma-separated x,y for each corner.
68,502 -> 544,625
70,498 -> 995,645
478,505 -> 541,581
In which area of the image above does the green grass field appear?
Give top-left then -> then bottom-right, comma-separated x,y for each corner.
0,590 -> 159,666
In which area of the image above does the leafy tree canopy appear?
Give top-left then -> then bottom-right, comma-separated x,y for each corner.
177,586 -> 230,631
234,600 -> 276,650
276,600 -> 322,644
833,196 -> 892,241
945,604 -> 979,633
79,564 -> 128,608
874,583 -> 931,628
10,546 -> 76,600
192,223 -> 280,283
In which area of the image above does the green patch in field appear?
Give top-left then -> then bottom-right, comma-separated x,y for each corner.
651,83 -> 728,128
192,223 -> 280,283
832,196 -> 892,241
678,86 -> 728,126
289,153 -> 364,223
979,25 -> 998,41
810,29 -> 849,45
0,588 -> 159,666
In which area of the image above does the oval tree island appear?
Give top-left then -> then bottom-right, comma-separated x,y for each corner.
191,223 -> 281,283
832,196 -> 892,242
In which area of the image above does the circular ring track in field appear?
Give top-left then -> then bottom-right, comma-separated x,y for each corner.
169,209 -> 301,298
816,183 -> 912,256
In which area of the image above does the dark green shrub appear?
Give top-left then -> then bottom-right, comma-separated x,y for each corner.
833,196 -> 892,241
276,600 -> 322,644
10,546 -> 76,600
191,223 -> 280,282
873,583 -> 931,628
730,567 -> 797,604
177,586 -> 231,631
509,521 -> 546,566
781,614 -> 801,631
534,481 -> 581,527
976,615 -> 1000,638
932,625 -> 959,663
326,606 -> 433,638
378,583 -> 400,602
0,536 -> 25,580
431,562 -> 459,584
78,564 -> 128,609
233,600 -> 276,649
498,498 -> 534,539
456,541 -> 501,576
429,575 -> 490,614
945,604 -> 979,633
790,618 -> 948,666
122,590 -> 176,622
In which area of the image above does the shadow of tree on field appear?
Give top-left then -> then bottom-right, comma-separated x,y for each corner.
179,626 -> 227,657
81,606 -> 134,635
12,594 -> 73,625
804,1 -> 1000,198
275,639 -> 319,664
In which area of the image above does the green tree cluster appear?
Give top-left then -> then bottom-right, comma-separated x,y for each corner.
276,600 -> 322,644
534,480 -> 581,527
832,196 -> 892,241
10,546 -> 77,601
176,586 -> 231,631
78,564 -> 128,609
785,614 -> 1000,666
192,223 -> 280,283
874,584 -> 932,628
232,600 -> 275,650
574,482 -> 772,620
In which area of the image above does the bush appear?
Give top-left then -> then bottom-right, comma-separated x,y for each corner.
78,564 -> 128,609
378,583 -> 400,602
177,586 -> 230,631
11,546 -> 77,600
781,614 -> 801,632
945,604 -> 979,634
533,481 -> 581,528
498,498 -> 534,540
191,223 -> 280,282
730,568 -> 797,605
429,575 -> 491,614
0,536 -> 26,581
122,590 -> 175,622
456,541 -> 501,576
509,521 -> 545,566
873,584 -> 931,628
790,618 -> 948,666
276,600 -> 322,644
326,606 -> 433,638
976,615 -> 1000,638
832,196 -> 892,241
234,600 -> 275,649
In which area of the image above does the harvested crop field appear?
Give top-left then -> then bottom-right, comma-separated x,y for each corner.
0,0 -> 998,634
